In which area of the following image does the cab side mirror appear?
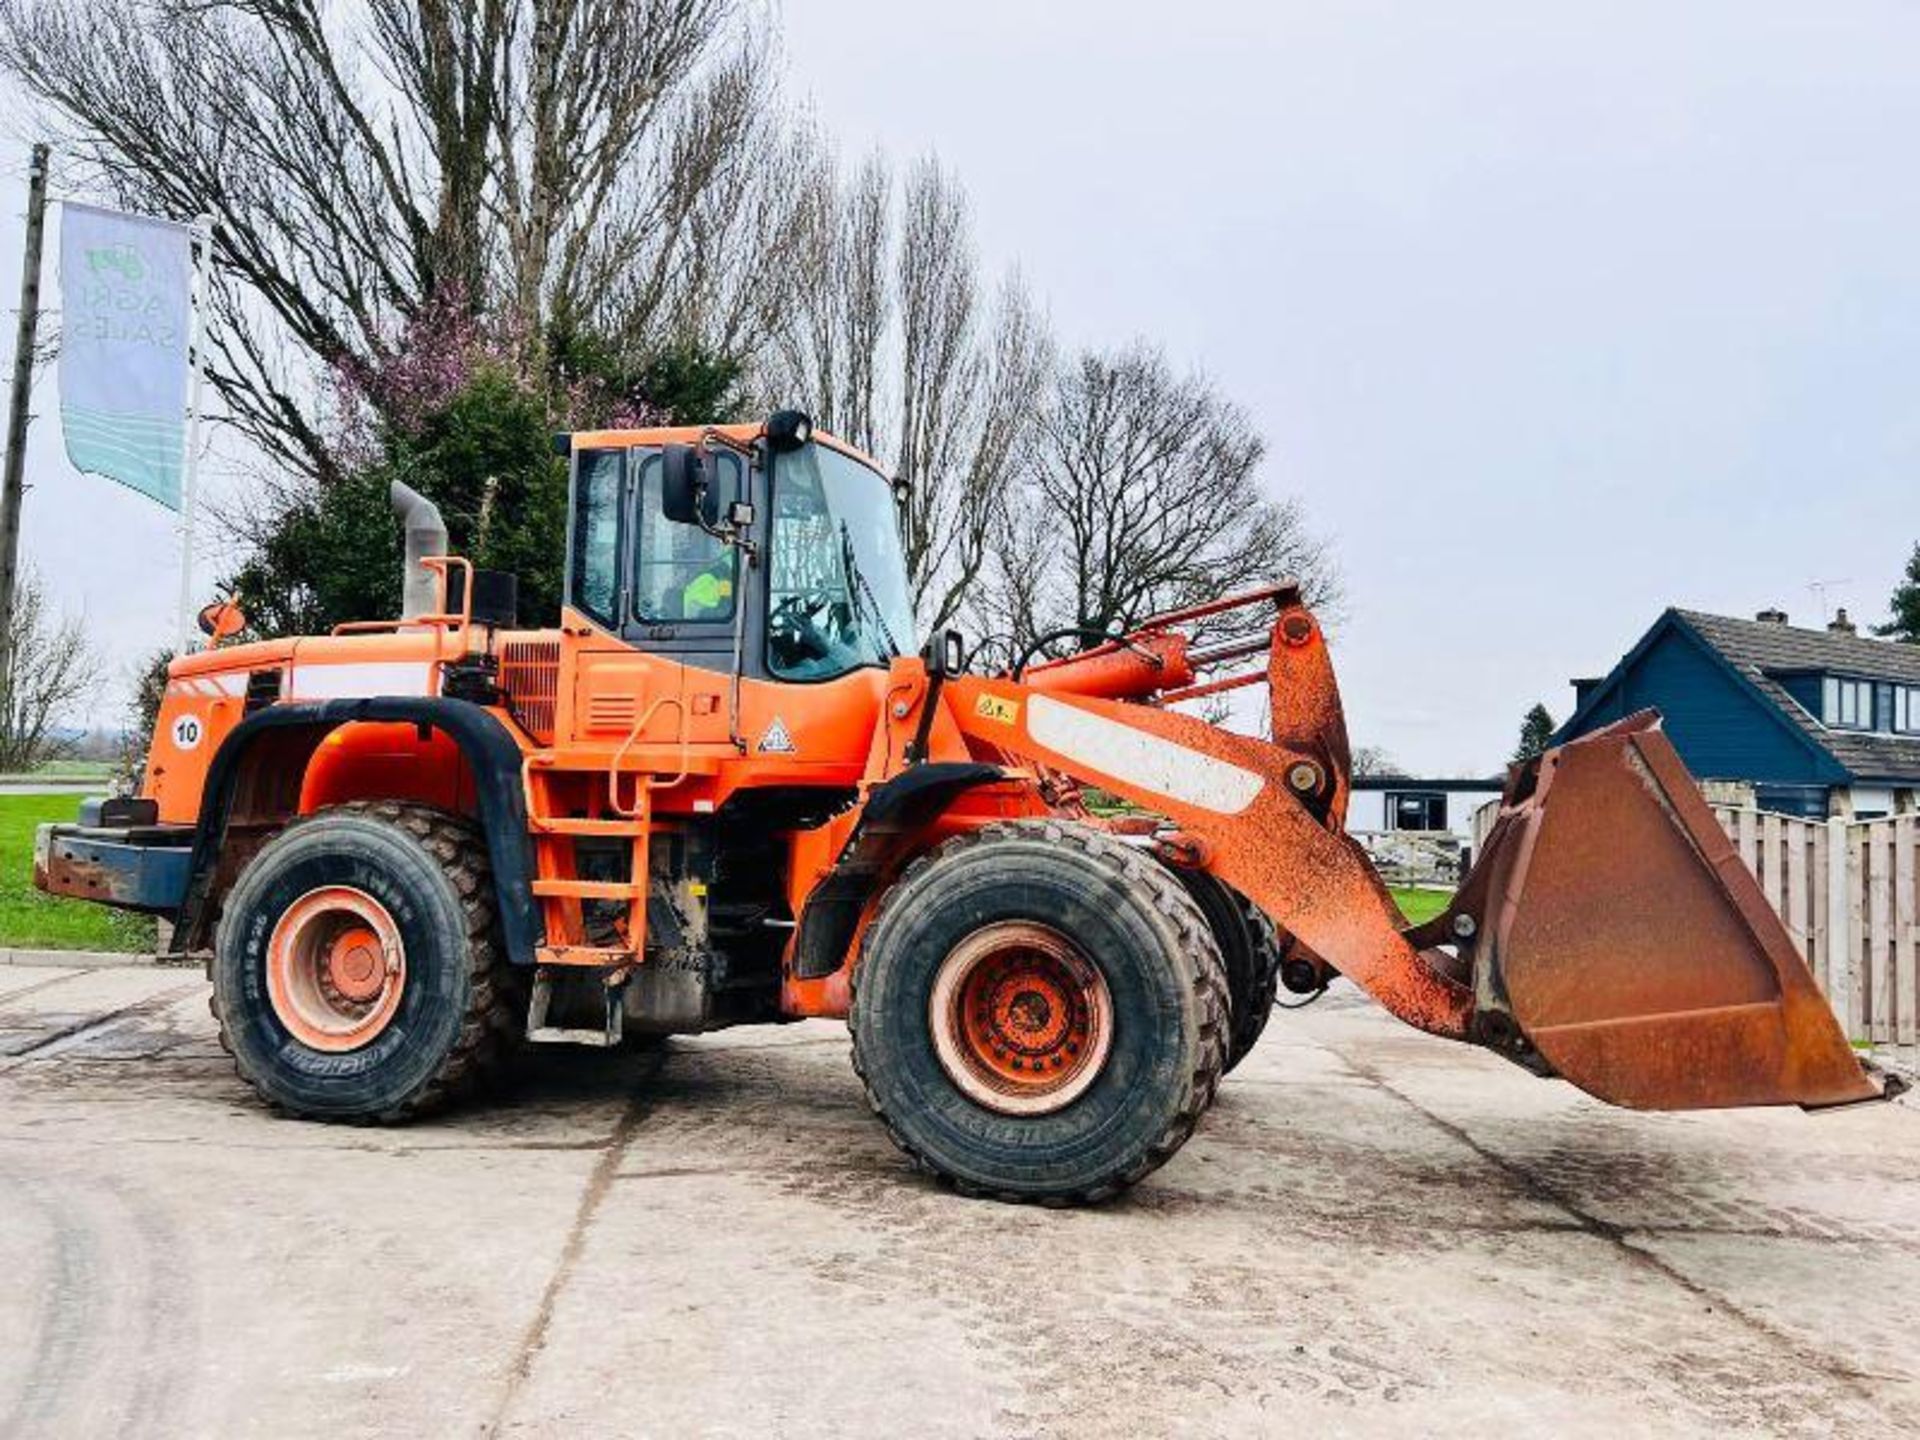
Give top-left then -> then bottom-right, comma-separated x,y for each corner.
926,629 -> 965,678
661,444 -> 720,527
196,598 -> 245,644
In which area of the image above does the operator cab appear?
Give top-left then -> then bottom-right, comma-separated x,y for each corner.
562,417 -> 916,684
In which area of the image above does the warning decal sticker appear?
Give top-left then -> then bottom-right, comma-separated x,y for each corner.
759,716 -> 797,754
974,695 -> 1020,726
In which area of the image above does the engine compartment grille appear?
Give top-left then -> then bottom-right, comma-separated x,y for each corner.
499,639 -> 561,744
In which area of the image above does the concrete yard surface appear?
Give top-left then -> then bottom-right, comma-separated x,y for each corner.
1,960 -> 1915,1438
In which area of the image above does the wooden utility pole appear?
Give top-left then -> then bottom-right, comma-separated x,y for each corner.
0,142 -> 50,692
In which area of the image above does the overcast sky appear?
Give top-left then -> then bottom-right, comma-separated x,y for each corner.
6,2 -> 1920,771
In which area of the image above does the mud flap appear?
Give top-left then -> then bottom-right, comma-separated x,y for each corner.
1437,713 -> 1892,1110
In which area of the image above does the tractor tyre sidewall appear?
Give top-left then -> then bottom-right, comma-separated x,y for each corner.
213,809 -> 479,1120
854,828 -> 1205,1201
1176,870 -> 1281,1074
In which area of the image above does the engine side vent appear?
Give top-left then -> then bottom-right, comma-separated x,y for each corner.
586,694 -> 638,734
500,638 -> 561,744
243,668 -> 282,714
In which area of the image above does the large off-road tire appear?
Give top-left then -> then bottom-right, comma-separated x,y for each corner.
1177,871 -> 1284,1074
850,820 -> 1228,1204
211,802 -> 515,1122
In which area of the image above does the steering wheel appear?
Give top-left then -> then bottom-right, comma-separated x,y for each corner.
770,593 -> 840,663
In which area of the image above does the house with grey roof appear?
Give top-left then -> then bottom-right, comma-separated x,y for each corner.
1554,606 -> 1920,820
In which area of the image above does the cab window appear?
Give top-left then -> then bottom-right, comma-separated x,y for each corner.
632,451 -> 741,624
569,448 -> 623,627
767,443 -> 915,680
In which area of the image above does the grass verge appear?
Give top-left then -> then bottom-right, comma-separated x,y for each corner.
1389,886 -> 1453,926
0,793 -> 154,952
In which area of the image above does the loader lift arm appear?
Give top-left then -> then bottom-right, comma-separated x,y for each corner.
945,589 -> 1895,1110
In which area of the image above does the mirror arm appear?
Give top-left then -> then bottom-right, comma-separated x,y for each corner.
906,629 -> 965,764
688,434 -> 757,555
700,425 -> 758,461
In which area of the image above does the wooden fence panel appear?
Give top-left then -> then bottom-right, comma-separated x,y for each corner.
1851,825 -> 1868,1038
1702,805 -> 1916,1072
1810,822 -> 1829,992
1829,817 -> 1858,1040
1761,812 -> 1783,918
1870,822 -> 1893,1046
1785,820 -> 1809,963
1898,817 -> 1918,1067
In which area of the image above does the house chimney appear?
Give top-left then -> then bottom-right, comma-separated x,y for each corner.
1828,607 -> 1857,636
1755,607 -> 1789,625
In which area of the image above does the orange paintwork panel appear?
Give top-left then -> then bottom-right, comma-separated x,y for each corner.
145,628 -> 454,823
567,422 -> 885,476
300,723 -> 472,816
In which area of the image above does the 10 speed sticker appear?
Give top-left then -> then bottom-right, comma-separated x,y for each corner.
171,713 -> 206,751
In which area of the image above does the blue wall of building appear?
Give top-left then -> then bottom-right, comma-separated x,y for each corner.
1561,624 -> 1835,785
1777,673 -> 1825,718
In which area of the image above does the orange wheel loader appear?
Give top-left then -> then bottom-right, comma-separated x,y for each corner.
35,412 -> 1902,1203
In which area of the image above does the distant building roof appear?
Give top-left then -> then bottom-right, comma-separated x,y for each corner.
1677,610 -> 1920,686
1562,608 -> 1920,785
1674,611 -> 1920,783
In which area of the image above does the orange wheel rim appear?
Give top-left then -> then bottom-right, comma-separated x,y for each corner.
265,885 -> 406,1052
929,921 -> 1113,1115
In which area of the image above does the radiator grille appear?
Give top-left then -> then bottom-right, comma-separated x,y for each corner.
499,639 -> 561,743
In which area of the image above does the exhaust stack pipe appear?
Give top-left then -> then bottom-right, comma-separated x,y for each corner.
390,480 -> 447,619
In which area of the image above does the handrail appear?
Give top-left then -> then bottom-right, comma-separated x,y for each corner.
328,555 -> 476,648
609,695 -> 688,816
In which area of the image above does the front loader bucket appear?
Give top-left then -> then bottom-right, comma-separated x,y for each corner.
1448,712 -> 1889,1109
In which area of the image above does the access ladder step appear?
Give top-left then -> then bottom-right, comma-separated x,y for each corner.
530,817 -> 649,837
526,1024 -> 622,1047
525,970 -> 625,1048
536,945 -> 639,967
531,878 -> 647,901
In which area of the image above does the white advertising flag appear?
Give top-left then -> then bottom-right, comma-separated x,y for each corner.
58,202 -> 194,510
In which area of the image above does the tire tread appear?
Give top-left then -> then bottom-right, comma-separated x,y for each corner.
850,818 -> 1228,1205
213,800 -> 514,1123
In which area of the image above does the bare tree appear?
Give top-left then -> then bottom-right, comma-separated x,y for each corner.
984,341 -> 1336,656
770,143 -> 890,456
771,152 -> 1051,632
1350,745 -> 1403,778
0,573 -> 102,773
0,0 -> 783,476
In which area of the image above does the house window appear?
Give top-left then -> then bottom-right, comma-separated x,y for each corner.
1894,686 -> 1920,735
1824,676 -> 1874,730
1385,791 -> 1448,832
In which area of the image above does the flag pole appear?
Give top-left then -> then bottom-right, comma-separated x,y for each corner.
0,142 -> 50,696
175,213 -> 212,656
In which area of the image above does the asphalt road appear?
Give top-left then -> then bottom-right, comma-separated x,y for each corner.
2,958 -> 1915,1438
